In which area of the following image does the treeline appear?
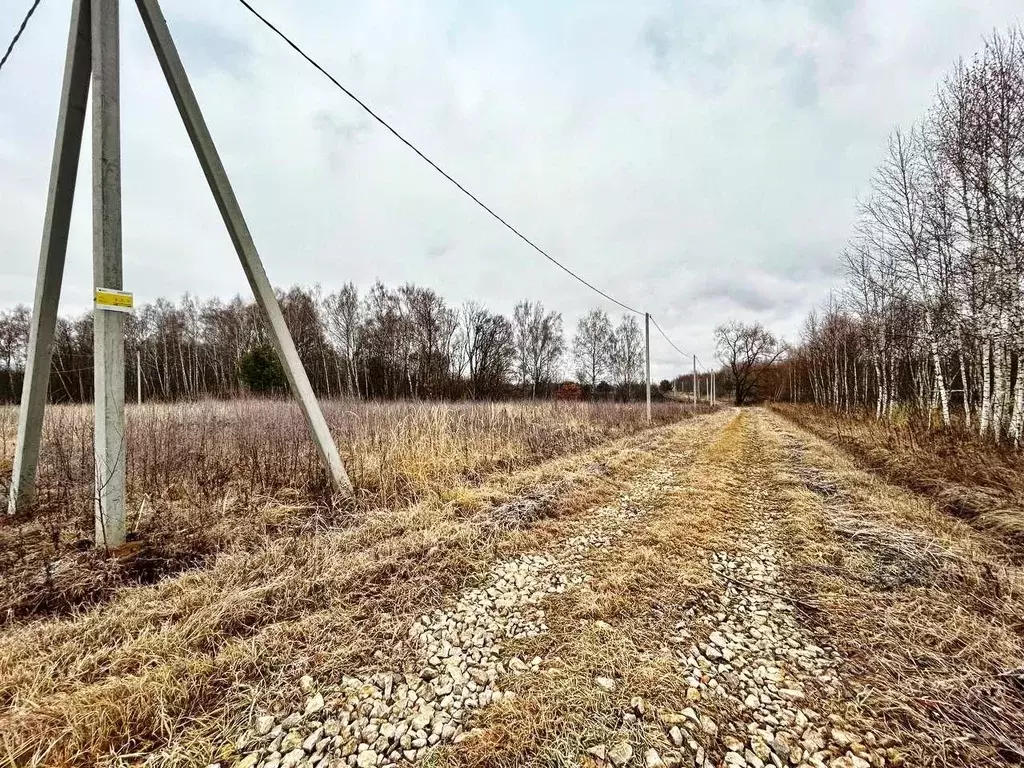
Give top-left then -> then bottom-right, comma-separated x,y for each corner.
782,27 -> 1024,443
0,282 -> 659,403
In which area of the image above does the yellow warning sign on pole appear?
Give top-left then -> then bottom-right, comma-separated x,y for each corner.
94,288 -> 134,313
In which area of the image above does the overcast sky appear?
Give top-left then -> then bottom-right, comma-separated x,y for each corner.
1,0 -> 1021,381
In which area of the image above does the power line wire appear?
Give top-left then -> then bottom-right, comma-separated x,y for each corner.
649,315 -> 697,364
233,0 -> 642,316
0,0 -> 41,74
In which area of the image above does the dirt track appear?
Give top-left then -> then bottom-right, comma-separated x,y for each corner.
229,408 -> 1024,768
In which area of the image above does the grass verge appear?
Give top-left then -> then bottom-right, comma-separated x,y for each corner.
0,399 -> 702,623
770,403 -> 1024,548
763,409 -> 1024,767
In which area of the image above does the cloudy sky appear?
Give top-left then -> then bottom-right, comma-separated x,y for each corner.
0,0 -> 1021,380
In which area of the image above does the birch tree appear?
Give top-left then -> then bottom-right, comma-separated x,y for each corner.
573,309 -> 613,391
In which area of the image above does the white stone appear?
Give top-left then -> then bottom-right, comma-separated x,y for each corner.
699,715 -> 717,736
608,741 -> 634,767
304,693 -> 325,716
645,748 -> 667,768
255,715 -> 276,736
594,676 -> 616,692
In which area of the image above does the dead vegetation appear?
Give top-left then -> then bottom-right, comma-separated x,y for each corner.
765,409 -> 1024,767
771,403 -> 1024,548
0,398 -> 696,623
0,406 -> 717,767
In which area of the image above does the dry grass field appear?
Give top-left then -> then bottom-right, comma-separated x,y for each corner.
0,398 -> 692,622
0,404 -> 1022,768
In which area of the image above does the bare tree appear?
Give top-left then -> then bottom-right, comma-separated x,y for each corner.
323,283 -> 362,396
399,284 -> 458,398
513,301 -> 564,397
0,284 -> 628,406
609,314 -> 643,400
862,127 -> 952,425
460,302 -> 515,399
573,309 -> 612,391
0,305 -> 30,400
788,26 -> 1024,443
715,321 -> 785,405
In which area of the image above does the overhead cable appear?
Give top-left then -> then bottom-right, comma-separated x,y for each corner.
649,315 -> 698,364
0,0 -> 42,74
234,0 -> 642,316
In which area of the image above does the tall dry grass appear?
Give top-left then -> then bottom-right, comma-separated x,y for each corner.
771,403 -> 1024,547
0,398 -> 695,621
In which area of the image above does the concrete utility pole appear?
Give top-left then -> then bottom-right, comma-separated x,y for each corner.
92,0 -> 127,549
9,0 -> 354,544
7,0 -> 92,517
692,355 -> 697,408
136,348 -> 142,404
644,313 -> 651,422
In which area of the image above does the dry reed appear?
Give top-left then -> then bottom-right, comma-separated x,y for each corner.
768,410 -> 1024,767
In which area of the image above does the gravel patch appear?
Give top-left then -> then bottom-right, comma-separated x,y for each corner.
643,517 -> 900,767
225,468 -> 675,768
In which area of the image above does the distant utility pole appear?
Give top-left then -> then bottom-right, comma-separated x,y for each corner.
644,313 -> 651,422
8,0 -> 353,547
692,355 -> 697,408
136,348 -> 142,404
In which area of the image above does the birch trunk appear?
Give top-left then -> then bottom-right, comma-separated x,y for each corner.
993,339 -> 1007,442
874,358 -> 884,419
928,334 -> 951,426
980,339 -> 993,437
1009,352 -> 1024,446
958,346 -> 972,428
